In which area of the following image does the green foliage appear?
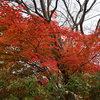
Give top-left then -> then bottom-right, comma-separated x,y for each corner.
0,69 -> 100,100
0,70 -> 66,100
65,72 -> 100,100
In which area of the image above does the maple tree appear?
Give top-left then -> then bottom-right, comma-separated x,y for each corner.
0,0 -> 100,83
0,1 -> 100,99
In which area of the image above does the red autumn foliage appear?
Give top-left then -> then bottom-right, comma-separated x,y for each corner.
40,77 -> 49,85
0,0 -> 100,79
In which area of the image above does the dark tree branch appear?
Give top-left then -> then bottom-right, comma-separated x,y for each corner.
95,19 -> 100,35
86,0 -> 97,13
32,0 -> 43,18
20,0 -> 31,14
78,0 -> 89,34
81,53 -> 100,66
49,0 -> 59,22
73,0 -> 82,30
95,19 -> 100,30
47,0 -> 51,18
40,0 -> 49,21
85,14 -> 100,21
62,0 -> 75,25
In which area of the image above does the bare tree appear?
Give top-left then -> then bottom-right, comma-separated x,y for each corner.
61,0 -> 100,34
14,0 -> 59,22
8,0 -> 100,35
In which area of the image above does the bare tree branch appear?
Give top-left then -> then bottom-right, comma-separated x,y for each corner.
40,0 -> 49,21
96,19 -> 100,30
20,0 -> 31,14
78,0 -> 89,34
62,0 -> 75,25
47,0 -> 52,17
73,0 -> 82,30
85,14 -> 100,21
32,0 -> 43,18
49,0 -> 59,22
86,0 -> 97,13
95,19 -> 100,35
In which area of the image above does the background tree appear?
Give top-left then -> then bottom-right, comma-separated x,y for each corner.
8,0 -> 100,35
